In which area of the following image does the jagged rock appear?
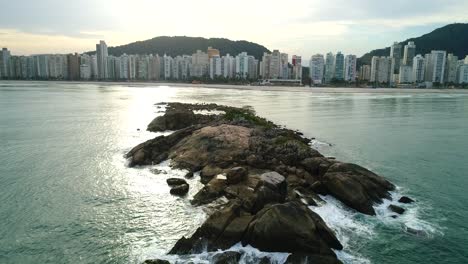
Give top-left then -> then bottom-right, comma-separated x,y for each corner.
170,184 -> 189,196
322,163 -> 395,215
285,254 -> 343,264
301,157 -> 334,178
147,110 -> 196,132
143,259 -> 170,264
242,202 -> 342,258
398,196 -> 415,204
388,204 -> 405,214
166,178 -> 187,186
258,172 -> 287,196
227,167 -> 248,184
126,126 -> 196,167
215,214 -> 254,249
191,178 -> 226,206
169,201 -> 242,254
212,251 -> 242,264
251,185 -> 285,213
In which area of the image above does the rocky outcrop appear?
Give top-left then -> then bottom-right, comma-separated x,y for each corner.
166,178 -> 187,186
399,196 -> 415,204
321,163 -> 395,215
130,103 -> 406,264
388,204 -> 405,214
212,251 -> 242,264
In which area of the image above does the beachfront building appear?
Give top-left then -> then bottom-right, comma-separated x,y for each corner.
333,52 -> 345,81
222,54 -> 235,78
210,55 -> 222,79
359,65 -> 371,81
1,48 -> 12,78
292,55 -> 302,80
310,54 -> 325,84
445,53 -> 459,83
390,42 -> 403,72
344,54 -> 357,82
96,40 -> 108,79
425,50 -> 446,83
458,64 -> 468,84
412,55 -> 425,83
403,41 -> 416,66
398,65 -> 413,83
370,56 -> 394,84
324,52 -> 335,83
191,50 -> 209,77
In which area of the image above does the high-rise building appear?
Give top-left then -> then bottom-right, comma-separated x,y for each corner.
148,54 -> 161,80
191,50 -> 209,77
359,65 -> 371,81
458,65 -> 468,84
370,56 -> 394,83
309,54 -> 325,84
403,41 -> 416,66
1,48 -> 11,78
67,53 -> 80,80
80,64 -> 91,80
118,54 -> 129,80
412,55 -> 425,83
398,65 -> 413,83
344,55 -> 357,82
163,54 -> 173,79
292,55 -> 302,80
324,52 -> 335,83
222,54 -> 235,78
445,54 -> 459,84
280,53 -> 289,79
425,50 -> 446,83
333,52 -> 345,80
96,40 -> 108,79
210,55 -> 223,79
390,42 -> 403,72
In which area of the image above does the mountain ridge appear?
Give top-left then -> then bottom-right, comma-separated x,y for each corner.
102,36 -> 270,60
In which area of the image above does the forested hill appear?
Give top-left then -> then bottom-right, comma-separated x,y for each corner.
359,23 -> 468,65
103,36 -> 271,60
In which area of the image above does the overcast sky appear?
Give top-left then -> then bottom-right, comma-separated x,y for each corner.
1,0 -> 467,58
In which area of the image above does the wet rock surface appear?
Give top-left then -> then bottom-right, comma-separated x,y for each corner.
128,103 -> 404,264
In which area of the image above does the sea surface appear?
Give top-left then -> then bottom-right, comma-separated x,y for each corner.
1,81 -> 467,264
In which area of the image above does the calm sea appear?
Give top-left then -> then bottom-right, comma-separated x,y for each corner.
1,81 -> 467,264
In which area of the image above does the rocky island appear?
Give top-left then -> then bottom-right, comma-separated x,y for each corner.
126,103 -> 413,264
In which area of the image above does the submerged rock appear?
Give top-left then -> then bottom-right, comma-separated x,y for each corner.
285,253 -> 343,264
143,259 -> 170,264
166,178 -> 187,186
398,196 -> 415,204
170,184 -> 189,196
388,204 -> 405,214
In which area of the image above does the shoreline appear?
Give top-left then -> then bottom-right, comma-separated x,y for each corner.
2,79 -> 468,93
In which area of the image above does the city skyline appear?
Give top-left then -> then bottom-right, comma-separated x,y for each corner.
1,0 -> 468,57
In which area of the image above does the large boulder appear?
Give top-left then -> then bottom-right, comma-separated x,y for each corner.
388,204 -> 405,214
242,202 -> 342,258
398,196 -> 415,204
258,172 -> 287,196
200,165 -> 224,184
147,110 -> 196,132
142,259 -> 170,264
126,127 -> 196,167
322,163 -> 395,215
166,178 -> 187,186
170,184 -> 189,196
170,125 -> 252,170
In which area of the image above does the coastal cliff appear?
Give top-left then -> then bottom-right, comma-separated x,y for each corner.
126,103 -> 411,264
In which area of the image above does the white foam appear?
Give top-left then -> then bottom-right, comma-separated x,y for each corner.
373,191 -> 443,238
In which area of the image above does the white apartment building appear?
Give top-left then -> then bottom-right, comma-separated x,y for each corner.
403,41 -> 416,66
445,54 -> 459,83
222,54 -> 235,78
324,52 -> 335,83
412,55 -> 425,82
310,54 -> 324,84
399,65 -> 413,83
191,50 -> 209,77
370,56 -> 394,83
210,55 -> 222,79
96,40 -> 108,79
425,50 -> 446,83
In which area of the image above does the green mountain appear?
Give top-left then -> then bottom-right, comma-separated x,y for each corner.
359,23 -> 468,65
104,36 -> 270,60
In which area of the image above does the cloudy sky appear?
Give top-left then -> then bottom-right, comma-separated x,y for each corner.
1,0 -> 467,58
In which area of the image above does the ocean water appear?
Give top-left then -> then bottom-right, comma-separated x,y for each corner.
0,81 -> 467,264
